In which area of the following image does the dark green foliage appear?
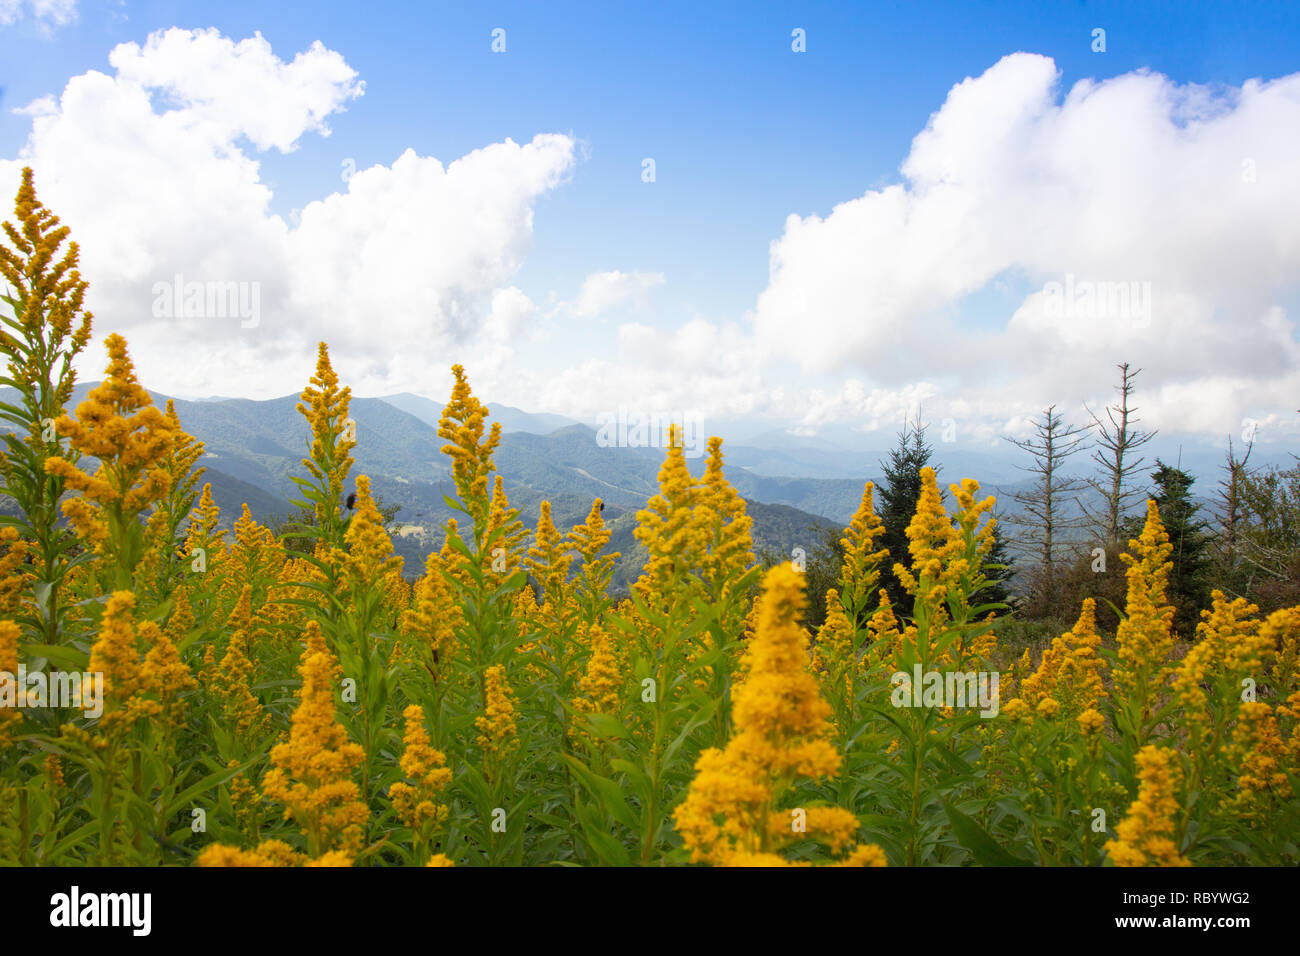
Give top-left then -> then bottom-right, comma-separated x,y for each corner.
877,416 -> 936,613
1138,460 -> 1211,637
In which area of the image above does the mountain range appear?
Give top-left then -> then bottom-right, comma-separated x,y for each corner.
4,383 -> 1289,589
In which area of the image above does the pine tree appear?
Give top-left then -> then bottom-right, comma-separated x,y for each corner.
877,412 -> 936,612
982,522 -> 1017,612
1143,459 -> 1211,637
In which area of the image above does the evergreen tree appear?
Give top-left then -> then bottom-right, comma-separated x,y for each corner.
982,522 -> 1017,613
877,412 -> 936,612
1143,459 -> 1211,637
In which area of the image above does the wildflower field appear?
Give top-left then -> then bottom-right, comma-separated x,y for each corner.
1,171 -> 1297,869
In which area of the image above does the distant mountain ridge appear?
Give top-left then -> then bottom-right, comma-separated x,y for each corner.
6,383 -> 1279,584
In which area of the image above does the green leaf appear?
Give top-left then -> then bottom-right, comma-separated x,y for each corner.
943,801 -> 1033,866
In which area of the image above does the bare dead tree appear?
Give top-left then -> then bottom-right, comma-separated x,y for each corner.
1212,432 -> 1255,595
1082,363 -> 1157,552
1003,404 -> 1090,610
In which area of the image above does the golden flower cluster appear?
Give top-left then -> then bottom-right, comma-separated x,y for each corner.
341,474 -> 402,586
571,623 -> 623,745
437,364 -> 501,515
261,622 -> 368,858
526,500 -> 571,608
839,481 -> 890,609
401,552 -> 462,672
674,565 -> 884,866
1017,598 -> 1108,721
388,705 -> 452,833
1172,592 -> 1272,740
0,166 -> 93,404
44,334 -> 178,554
696,436 -> 754,594
0,528 -> 29,616
295,343 -> 355,536
1104,745 -> 1189,867
1228,702 -> 1291,811
0,620 -> 19,747
484,475 -> 528,579
1114,500 -> 1176,705
475,664 -> 518,766
209,587 -> 269,741
812,588 -> 855,694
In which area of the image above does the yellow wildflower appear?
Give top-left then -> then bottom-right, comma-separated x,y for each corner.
0,529 -> 30,616
0,621 -> 19,746
261,621 -> 368,857
1104,745 -> 1189,867
437,364 -> 500,519
571,624 -> 623,744
1114,501 -> 1176,714
342,474 -> 402,584
484,475 -> 528,578
44,334 -> 178,569
1019,599 -> 1107,718
526,500 -> 571,606
840,481 -> 889,610
295,342 -> 355,543
674,565 -> 885,866
388,705 -> 451,834
400,551 -> 462,672
475,664 -> 518,767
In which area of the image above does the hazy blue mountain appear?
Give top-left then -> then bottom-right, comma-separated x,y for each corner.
8,383 -> 1289,581
380,392 -> 580,435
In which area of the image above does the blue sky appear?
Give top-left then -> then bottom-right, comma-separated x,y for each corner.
2,0 -> 1299,451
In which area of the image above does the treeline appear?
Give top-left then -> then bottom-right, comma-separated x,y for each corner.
772,363 -> 1298,639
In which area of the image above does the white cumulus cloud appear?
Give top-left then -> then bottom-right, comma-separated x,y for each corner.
751,53 -> 1300,437
0,27 -> 576,400
572,269 -> 664,318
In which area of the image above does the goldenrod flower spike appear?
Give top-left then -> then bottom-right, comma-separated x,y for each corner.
1103,745 -> 1189,867
261,621 -> 367,859
44,334 -> 179,576
89,591 -> 146,730
342,474 -> 401,584
0,167 -> 94,400
139,620 -> 196,728
571,624 -> 623,745
388,705 -> 451,837
567,498 -> 612,565
633,423 -> 701,600
295,342 -> 354,543
0,529 -> 30,616
1172,591 -> 1270,740
484,475 -> 527,577
1018,598 -> 1107,719
0,621 -> 19,747
812,588 -> 855,693
437,364 -> 501,519
698,436 -> 754,591
526,500 -> 571,604
674,565 -> 886,866
401,551 -> 462,668
1114,501 -> 1176,732
840,481 -> 889,608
